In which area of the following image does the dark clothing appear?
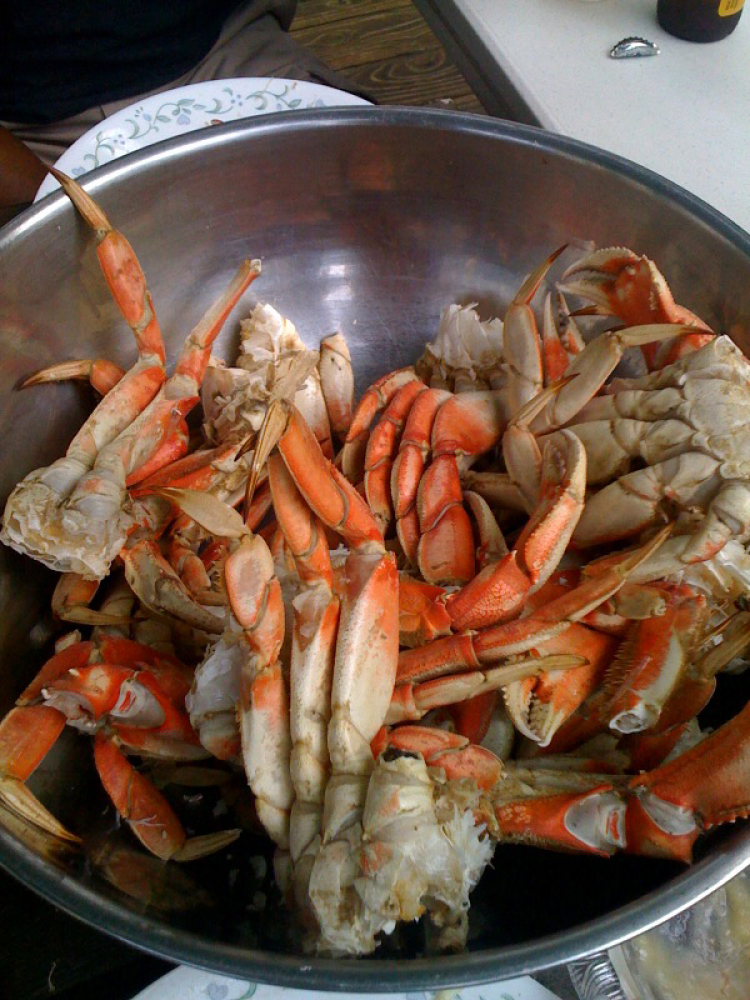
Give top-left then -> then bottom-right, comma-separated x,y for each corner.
0,0 -> 295,123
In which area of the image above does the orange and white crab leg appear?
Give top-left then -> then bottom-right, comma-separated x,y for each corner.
560,246 -> 713,370
268,454 -> 341,908
364,378 -> 427,534
224,532 -> 291,849
625,700 -> 750,862
4,256 -> 259,580
553,591 -> 750,755
464,490 -> 508,569
528,324 -> 697,435
397,531 -> 669,746
444,428 -> 586,631
390,386 -> 451,566
49,168 -> 167,363
93,734 -> 239,860
1,181 -> 171,573
20,358 -> 126,396
386,652 -> 585,726
252,398 -> 398,939
340,368 -> 422,483
395,427 -> 586,643
502,378 -> 576,515
0,705 -> 77,841
417,388 -> 511,584
319,332 -> 355,441
504,245 -> 567,413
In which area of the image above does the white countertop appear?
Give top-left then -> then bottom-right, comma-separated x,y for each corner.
437,0 -> 750,233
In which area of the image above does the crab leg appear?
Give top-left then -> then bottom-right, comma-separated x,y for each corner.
3,241 -> 260,580
224,532 -> 291,848
386,652 -> 585,725
541,292 -> 570,386
252,398 -> 398,941
397,575 -> 452,647
529,324 -> 696,435
93,734 -> 238,860
464,490 -> 508,568
20,358 -> 126,396
318,332 -> 355,440
391,706 -> 750,863
49,169 -> 166,359
268,454 -> 341,910
0,706 -> 77,841
504,245 -> 567,413
364,378 -> 426,534
561,246 -> 713,370
124,418 -> 191,487
444,428 -> 586,630
340,368 -> 422,483
51,574 -> 102,625
572,454 -> 725,549
397,531 -> 669,746
624,701 -> 750,861
417,388 -> 511,584
390,386 -> 451,566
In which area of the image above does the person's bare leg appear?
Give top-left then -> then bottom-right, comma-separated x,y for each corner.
0,126 -> 47,222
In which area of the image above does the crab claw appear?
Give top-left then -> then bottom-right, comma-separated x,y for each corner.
0,706 -> 80,842
625,700 -> 750,862
560,247 -> 713,370
122,539 -> 225,633
493,782 -> 627,857
93,734 -> 240,860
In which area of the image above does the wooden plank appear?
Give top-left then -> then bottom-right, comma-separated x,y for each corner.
334,48 -> 476,106
292,0 -> 411,31
291,8 -> 438,69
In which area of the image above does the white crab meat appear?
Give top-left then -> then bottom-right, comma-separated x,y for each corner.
186,627 -> 246,761
309,753 -> 493,955
417,303 -> 505,392
202,303 -> 324,446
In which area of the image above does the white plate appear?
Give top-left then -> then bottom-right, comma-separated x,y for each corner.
131,966 -> 565,1000
34,78 -> 370,201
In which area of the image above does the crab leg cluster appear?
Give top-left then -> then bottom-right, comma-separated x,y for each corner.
2,173 -> 750,960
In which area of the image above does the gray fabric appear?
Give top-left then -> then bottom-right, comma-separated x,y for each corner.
3,1 -> 369,165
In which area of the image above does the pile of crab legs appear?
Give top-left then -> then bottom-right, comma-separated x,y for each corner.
1,170 -> 750,955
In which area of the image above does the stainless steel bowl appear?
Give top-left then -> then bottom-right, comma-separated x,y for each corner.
1,108 -> 749,991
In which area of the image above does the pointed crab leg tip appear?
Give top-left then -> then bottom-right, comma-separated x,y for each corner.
61,609 -> 140,627
171,828 -> 242,861
568,305 -> 602,317
247,399 -> 290,499
48,167 -> 112,232
18,372 -> 47,390
514,244 -> 569,305
616,524 -> 674,577
0,779 -> 82,843
511,373 -> 580,427
47,165 -> 69,184
619,323 -> 698,346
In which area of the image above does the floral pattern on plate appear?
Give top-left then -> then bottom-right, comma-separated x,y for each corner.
131,966 -> 564,1000
34,78 -> 370,201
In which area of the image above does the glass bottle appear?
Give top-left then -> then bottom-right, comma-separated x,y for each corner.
657,0 -> 744,41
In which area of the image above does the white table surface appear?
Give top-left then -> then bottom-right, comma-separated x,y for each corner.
431,0 -> 750,234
